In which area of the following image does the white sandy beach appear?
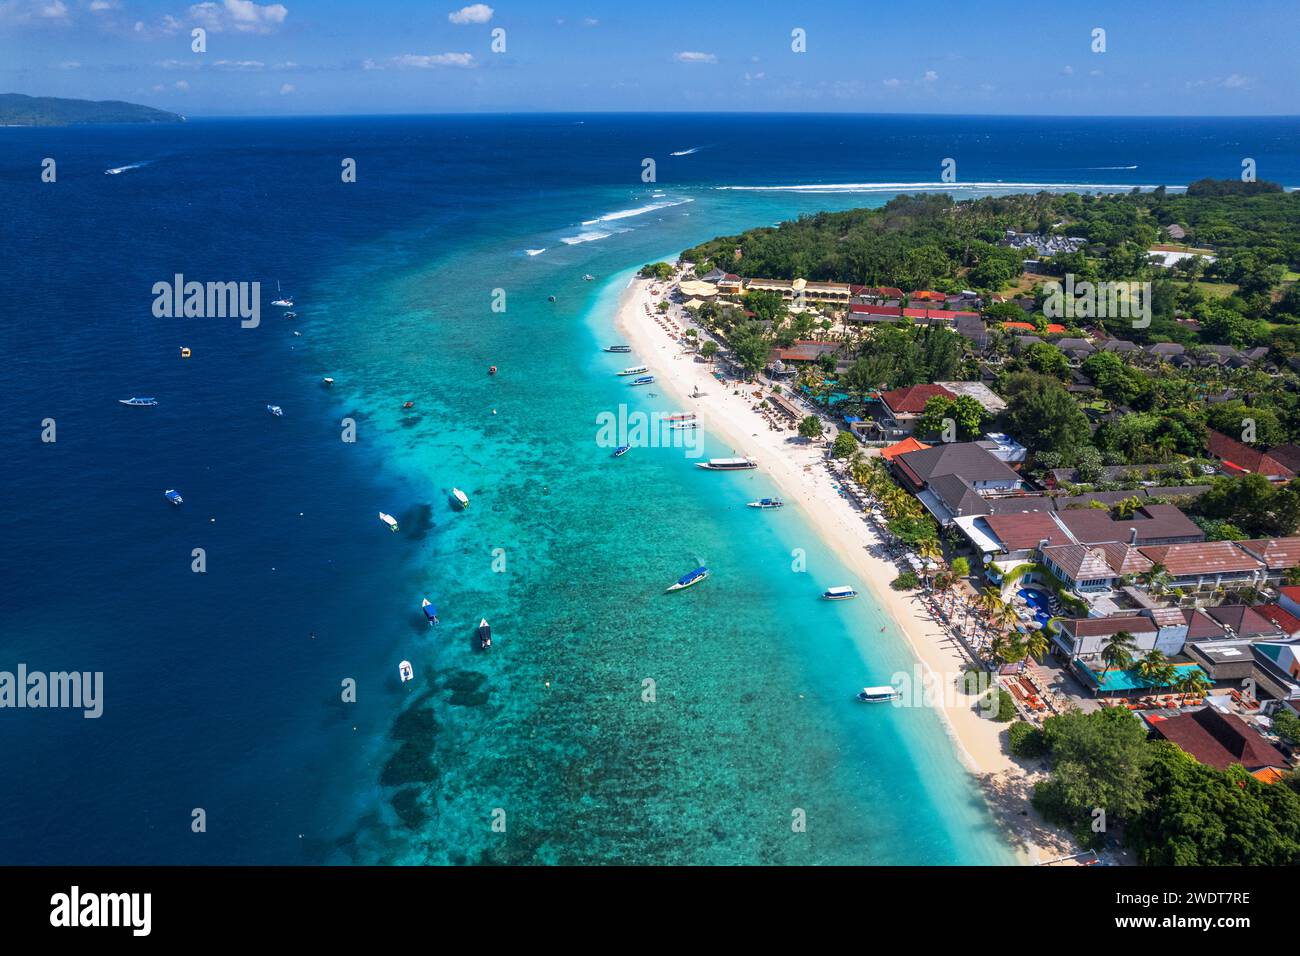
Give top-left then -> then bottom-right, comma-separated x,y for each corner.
614,275 -> 1078,865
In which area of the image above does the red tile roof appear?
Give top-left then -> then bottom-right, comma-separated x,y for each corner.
909,290 -> 947,301
983,512 -> 1070,551
880,437 -> 931,461
1235,538 -> 1300,570
847,303 -> 903,317
1151,707 -> 1288,772
880,383 -> 956,415
1065,614 -> 1158,637
1206,430 -> 1295,478
1257,604 -> 1300,635
1002,321 -> 1069,334
1138,541 -> 1264,577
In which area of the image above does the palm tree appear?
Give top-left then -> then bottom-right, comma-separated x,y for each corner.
1138,562 -> 1171,596
1099,630 -> 1138,682
1023,628 -> 1049,663
1177,670 -> 1212,699
1137,649 -> 1170,688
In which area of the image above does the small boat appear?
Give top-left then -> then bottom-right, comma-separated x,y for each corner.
322,377 -> 334,386
856,686 -> 900,703
663,413 -> 696,421
748,498 -> 784,509
119,397 -> 157,406
823,585 -> 858,601
164,489 -> 183,506
583,274 -> 595,281
477,618 -> 492,650
547,295 -> 556,303
452,488 -> 470,509
422,598 -> 439,626
267,404 -> 284,417
489,366 -> 497,375
271,279 -> 292,307
603,345 -> 632,353
293,331 -> 302,337
668,420 -> 698,430
403,401 -> 415,409
283,311 -> 297,319
617,365 -> 649,376
666,566 -> 710,593
630,375 -> 655,386
179,347 -> 191,359
399,660 -> 414,683
696,457 -> 757,471
612,445 -> 631,458
379,512 -> 399,532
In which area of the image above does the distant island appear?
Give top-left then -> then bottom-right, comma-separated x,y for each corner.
0,93 -> 184,127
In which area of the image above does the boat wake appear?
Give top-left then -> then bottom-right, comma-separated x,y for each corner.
716,180 -> 1180,193
670,146 -> 702,156
581,198 -> 693,225
104,161 -> 152,175
560,230 -> 613,245
524,248 -> 547,256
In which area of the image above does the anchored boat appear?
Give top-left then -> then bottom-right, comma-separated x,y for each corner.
696,457 -> 756,471
856,685 -> 900,703
267,404 -> 283,417
630,375 -> 655,386
823,585 -> 857,601
379,512 -> 399,532
666,566 -> 710,592
452,488 -> 470,509
748,498 -> 784,509
164,489 -> 183,506
603,345 -> 632,353
119,397 -> 157,406
612,445 -> 631,458
477,618 -> 492,650
399,660 -> 414,683
616,365 -> 649,376
422,598 -> 439,626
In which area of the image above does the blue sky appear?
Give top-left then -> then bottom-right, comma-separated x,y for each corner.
2,0 -> 1297,116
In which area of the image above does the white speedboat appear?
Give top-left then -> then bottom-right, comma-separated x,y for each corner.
379,512 -> 399,532
823,585 -> 857,601
477,618 -> 492,650
452,488 -> 469,509
267,404 -> 283,417
748,498 -> 784,509
399,660 -> 414,683
119,397 -> 157,406
617,365 -> 649,376
696,457 -> 756,471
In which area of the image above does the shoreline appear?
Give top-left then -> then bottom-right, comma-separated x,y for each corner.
613,273 -> 1079,865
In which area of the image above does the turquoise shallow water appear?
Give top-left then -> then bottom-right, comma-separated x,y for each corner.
301,183 -> 1016,864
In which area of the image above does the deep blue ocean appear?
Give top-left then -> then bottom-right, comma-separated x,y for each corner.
2,113 -> 1298,864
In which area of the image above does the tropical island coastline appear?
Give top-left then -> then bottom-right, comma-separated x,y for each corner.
0,93 -> 184,127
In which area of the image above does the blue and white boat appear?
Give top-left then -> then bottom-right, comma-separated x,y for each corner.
856,685 -> 900,703
612,445 -> 631,458
477,618 -> 492,650
666,566 -> 710,592
823,585 -> 857,601
630,375 -> 655,386
616,365 -> 649,376
422,598 -> 439,626
398,660 -> 414,683
164,489 -> 183,506
603,345 -> 632,353
267,404 -> 284,417
119,397 -> 157,406
748,498 -> 784,509
696,457 -> 756,471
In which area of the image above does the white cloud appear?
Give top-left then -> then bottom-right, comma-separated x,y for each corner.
447,3 -> 492,24
39,0 -> 68,18
89,0 -> 117,10
279,82 -> 294,94
743,71 -> 765,82
58,59 -> 79,68
582,17 -> 598,26
174,80 -> 189,90
882,77 -> 900,88
675,51 -> 717,64
1061,64 -> 1074,75
1222,73 -> 1250,89
391,52 -> 476,68
190,0 -> 288,34
213,59 -> 266,70
923,70 -> 938,82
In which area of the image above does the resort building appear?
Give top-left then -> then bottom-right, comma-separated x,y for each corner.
934,382 -> 1008,415
1053,504 -> 1205,548
1235,538 -> 1300,582
975,431 -> 1027,466
874,383 -> 955,437
1040,542 -> 1153,593
1137,541 -> 1266,592
891,441 -> 1028,525
1148,707 -> 1286,773
1206,430 -> 1296,479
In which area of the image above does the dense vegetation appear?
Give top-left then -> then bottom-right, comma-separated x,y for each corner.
0,93 -> 183,126
1027,707 -> 1300,863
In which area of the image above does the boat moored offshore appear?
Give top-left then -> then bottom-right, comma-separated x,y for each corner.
119,397 -> 157,406
399,660 -> 414,683
696,457 -> 757,471
748,498 -> 784,509
603,345 -> 632,353
856,685 -> 900,703
617,365 -> 649,376
477,618 -> 492,650
452,488 -> 470,509
612,445 -> 631,458
823,585 -> 858,601
422,598 -> 439,626
629,375 -> 655,386
267,404 -> 283,417
666,566 -> 710,592
164,489 -> 183,506
379,512 -> 399,532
